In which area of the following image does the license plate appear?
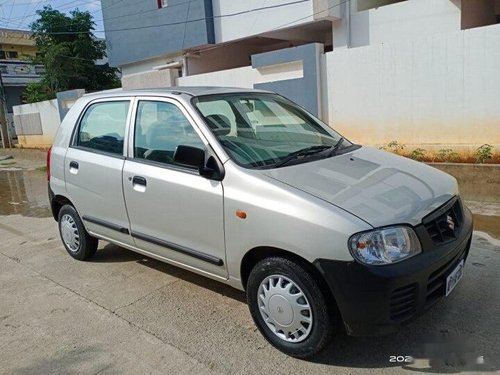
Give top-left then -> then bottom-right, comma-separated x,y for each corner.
446,259 -> 465,297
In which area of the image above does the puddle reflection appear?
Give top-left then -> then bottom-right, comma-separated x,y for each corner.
473,214 -> 500,240
0,170 -> 51,218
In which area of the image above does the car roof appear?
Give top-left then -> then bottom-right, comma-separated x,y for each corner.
83,86 -> 272,99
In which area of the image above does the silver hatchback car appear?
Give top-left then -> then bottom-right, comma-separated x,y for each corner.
48,87 -> 472,358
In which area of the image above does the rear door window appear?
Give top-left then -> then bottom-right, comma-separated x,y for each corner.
77,101 -> 130,155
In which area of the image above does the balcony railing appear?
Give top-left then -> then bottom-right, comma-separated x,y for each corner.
0,60 -> 44,86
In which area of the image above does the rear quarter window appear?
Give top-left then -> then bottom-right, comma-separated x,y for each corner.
76,101 -> 130,155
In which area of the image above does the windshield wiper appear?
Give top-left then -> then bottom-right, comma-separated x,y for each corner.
326,137 -> 345,157
272,145 -> 332,168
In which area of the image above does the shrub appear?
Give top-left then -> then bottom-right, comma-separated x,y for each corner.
24,81 -> 55,103
409,148 -> 426,161
436,148 -> 459,162
381,140 -> 406,154
475,144 -> 493,164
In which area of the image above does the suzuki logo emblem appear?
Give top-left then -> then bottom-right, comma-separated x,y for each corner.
446,215 -> 455,231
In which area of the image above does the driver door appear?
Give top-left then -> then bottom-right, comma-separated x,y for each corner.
122,98 -> 227,278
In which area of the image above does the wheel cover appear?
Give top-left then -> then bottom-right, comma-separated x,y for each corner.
257,275 -> 313,343
60,214 -> 80,252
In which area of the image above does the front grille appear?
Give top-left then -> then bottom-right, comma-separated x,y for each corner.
425,246 -> 467,306
424,198 -> 463,245
390,283 -> 417,321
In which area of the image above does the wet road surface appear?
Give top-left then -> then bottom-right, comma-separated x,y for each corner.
0,170 -> 51,218
473,214 -> 500,241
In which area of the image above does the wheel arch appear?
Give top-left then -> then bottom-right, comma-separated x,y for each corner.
240,246 -> 343,331
50,194 -> 74,221
240,247 -> 333,298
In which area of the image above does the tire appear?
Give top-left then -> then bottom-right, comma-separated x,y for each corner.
247,257 -> 336,358
58,204 -> 98,261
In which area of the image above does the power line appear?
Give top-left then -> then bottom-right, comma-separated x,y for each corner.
0,0 -> 103,26
180,0 -> 193,50
30,0 -> 311,35
93,0 -> 194,24
89,0 -> 125,15
6,0 -> 15,22
188,0 -> 348,55
7,0 -> 45,30
0,0 -> 93,9
2,0 -> 349,58
271,0 -> 347,31
0,0 -> 51,5
0,0 -> 107,42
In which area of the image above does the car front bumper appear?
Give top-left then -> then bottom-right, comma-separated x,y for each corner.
314,202 -> 473,336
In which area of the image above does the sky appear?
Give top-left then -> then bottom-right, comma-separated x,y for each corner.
0,0 -> 105,37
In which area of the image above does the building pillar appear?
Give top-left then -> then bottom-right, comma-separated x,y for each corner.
121,69 -> 178,90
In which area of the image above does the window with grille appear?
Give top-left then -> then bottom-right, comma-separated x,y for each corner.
6,51 -> 18,59
157,0 -> 168,8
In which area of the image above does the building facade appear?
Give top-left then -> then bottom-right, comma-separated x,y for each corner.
0,28 -> 44,139
101,0 -> 500,148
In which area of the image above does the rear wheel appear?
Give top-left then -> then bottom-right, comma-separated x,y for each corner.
247,257 -> 335,358
58,205 -> 98,260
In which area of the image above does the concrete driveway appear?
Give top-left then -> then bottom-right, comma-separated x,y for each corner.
0,169 -> 499,374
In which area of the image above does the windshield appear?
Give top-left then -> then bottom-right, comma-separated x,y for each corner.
192,93 -> 352,169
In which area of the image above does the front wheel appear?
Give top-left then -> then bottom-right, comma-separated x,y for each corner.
247,257 -> 336,358
58,204 -> 98,261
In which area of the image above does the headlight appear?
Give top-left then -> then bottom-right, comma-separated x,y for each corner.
348,226 -> 422,265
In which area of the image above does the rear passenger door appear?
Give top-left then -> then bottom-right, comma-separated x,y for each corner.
65,98 -> 134,246
122,98 -> 227,278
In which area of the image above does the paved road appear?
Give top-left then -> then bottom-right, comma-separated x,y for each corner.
0,170 -> 499,374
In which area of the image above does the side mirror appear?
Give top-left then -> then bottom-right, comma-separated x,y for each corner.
174,145 -> 205,169
174,145 -> 223,180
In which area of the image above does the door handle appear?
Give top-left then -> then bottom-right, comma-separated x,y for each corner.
132,176 -> 147,186
69,161 -> 79,174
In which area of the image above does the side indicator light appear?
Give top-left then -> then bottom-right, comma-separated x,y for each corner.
236,210 -> 247,219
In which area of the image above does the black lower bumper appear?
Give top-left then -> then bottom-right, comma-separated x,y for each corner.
48,182 -> 58,221
314,205 -> 473,336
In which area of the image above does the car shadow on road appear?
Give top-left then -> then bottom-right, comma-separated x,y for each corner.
311,331 -> 498,373
90,243 -> 145,263
307,301 -> 499,373
91,243 -> 247,303
90,243 -> 499,373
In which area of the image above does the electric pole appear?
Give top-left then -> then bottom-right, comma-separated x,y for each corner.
0,69 -> 12,148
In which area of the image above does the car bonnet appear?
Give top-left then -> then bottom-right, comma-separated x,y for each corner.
261,146 -> 458,228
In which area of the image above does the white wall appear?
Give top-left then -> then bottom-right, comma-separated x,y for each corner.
122,69 -> 177,90
13,99 -> 61,147
121,54 -> 183,77
333,0 -> 461,48
212,0 -> 315,43
178,66 -> 255,88
177,61 -> 304,87
324,23 -> 500,148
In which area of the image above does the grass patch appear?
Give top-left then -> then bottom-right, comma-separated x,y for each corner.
36,166 -> 47,172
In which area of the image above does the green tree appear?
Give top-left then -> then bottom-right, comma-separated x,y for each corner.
25,5 -> 120,103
